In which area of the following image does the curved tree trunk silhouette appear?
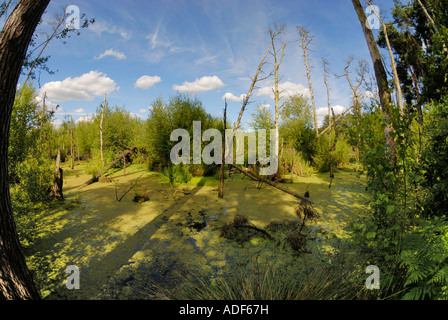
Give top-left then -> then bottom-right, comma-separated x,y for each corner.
352,0 -> 397,167
0,0 -> 51,299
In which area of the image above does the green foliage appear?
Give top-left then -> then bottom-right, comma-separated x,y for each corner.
164,164 -> 192,184
313,133 -> 352,172
279,95 -> 316,162
145,94 -> 219,169
422,95 -> 448,217
280,146 -> 313,177
14,155 -> 53,204
400,218 -> 448,300
9,84 -> 53,183
84,148 -> 115,177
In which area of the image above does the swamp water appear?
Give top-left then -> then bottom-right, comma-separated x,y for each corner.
24,164 -> 369,299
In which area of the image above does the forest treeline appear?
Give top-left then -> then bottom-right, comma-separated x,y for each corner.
3,0 -> 448,300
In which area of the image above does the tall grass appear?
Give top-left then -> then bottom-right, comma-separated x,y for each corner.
152,257 -> 370,300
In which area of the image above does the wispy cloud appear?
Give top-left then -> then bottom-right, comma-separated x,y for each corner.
89,20 -> 131,40
147,21 -> 175,50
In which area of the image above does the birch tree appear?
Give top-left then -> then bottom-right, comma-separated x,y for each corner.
269,24 -> 287,179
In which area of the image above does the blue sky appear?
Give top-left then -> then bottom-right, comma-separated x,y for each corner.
15,0 -> 396,128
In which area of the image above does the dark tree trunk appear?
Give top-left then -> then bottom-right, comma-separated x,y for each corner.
352,0 -> 397,167
0,0 -> 50,300
49,149 -> 64,201
218,101 -> 227,199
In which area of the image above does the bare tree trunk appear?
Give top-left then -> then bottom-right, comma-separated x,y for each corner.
49,148 -> 64,201
344,58 -> 367,165
218,100 -> 227,199
329,108 -> 339,188
100,94 -> 106,167
230,164 -> 312,205
70,115 -> 74,169
123,149 -> 126,176
270,25 -> 287,181
77,131 -> 80,164
364,0 -> 404,113
0,0 -> 50,300
352,0 -> 397,167
225,41 -> 272,161
298,26 -> 319,135
322,58 -> 334,183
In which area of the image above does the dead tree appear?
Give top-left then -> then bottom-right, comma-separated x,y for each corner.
230,164 -> 312,205
70,115 -> 74,169
322,58 -> 334,184
49,148 -> 64,201
222,35 -> 273,197
329,108 -> 339,188
114,174 -> 143,202
343,57 -> 368,163
298,26 -> 319,135
100,94 -> 106,167
80,147 -> 136,188
269,24 -> 287,177
218,100 -> 227,198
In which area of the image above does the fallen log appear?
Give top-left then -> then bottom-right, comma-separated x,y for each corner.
80,147 -> 136,189
230,164 -> 313,205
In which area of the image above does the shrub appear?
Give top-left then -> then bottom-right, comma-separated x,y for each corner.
15,155 -> 53,203
164,164 -> 192,184
313,133 -> 351,172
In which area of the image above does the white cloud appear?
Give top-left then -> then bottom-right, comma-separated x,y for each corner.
76,115 -> 93,124
256,81 -> 310,100
39,71 -> 118,102
34,96 -> 61,113
74,108 -> 85,114
95,49 -> 126,60
173,76 -> 225,94
130,113 -> 142,119
138,108 -> 148,113
316,105 -> 346,123
222,92 -> 246,102
135,75 -> 162,89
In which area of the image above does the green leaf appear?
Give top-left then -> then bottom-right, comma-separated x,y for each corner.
366,231 -> 376,240
386,205 -> 395,214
